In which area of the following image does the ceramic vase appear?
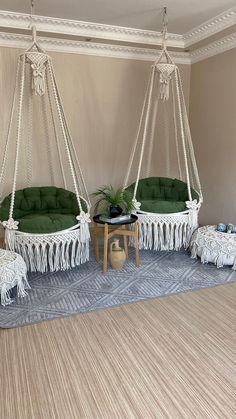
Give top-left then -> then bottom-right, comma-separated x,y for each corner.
109,239 -> 126,270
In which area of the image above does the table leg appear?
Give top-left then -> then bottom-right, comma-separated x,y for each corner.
94,224 -> 100,263
122,225 -> 128,258
134,221 -> 140,267
103,223 -> 109,273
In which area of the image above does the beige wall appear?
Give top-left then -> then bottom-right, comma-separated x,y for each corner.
1,44 -> 235,229
0,47 -> 190,198
189,48 -> 236,225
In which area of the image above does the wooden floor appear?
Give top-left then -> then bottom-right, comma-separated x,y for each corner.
0,282 -> 235,418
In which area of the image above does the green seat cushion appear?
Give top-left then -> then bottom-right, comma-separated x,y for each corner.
16,213 -> 77,234
140,200 -> 187,214
125,177 -> 199,214
0,186 -> 84,234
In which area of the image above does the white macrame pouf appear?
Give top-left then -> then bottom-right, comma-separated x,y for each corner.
190,225 -> 236,270
0,248 -> 30,306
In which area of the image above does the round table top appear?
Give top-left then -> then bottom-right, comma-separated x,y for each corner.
93,214 -> 138,226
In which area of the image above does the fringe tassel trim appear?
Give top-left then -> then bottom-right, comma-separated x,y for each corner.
133,220 -> 193,251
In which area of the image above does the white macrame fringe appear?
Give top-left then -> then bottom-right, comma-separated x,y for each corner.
134,220 -> 193,251
129,210 -> 198,251
0,248 -> 29,306
5,227 -> 89,273
1,275 -> 30,306
190,226 -> 236,270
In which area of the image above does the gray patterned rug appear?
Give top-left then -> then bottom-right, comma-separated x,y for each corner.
0,249 -> 235,328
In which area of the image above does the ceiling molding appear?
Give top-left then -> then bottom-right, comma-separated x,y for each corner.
0,8 -> 235,65
0,32 -> 191,64
190,32 -> 236,64
184,7 -> 236,47
0,10 -> 184,48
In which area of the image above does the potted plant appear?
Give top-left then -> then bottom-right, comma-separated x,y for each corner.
92,185 -> 134,218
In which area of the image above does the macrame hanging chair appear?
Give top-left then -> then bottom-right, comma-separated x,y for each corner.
124,9 -> 203,251
0,23 -> 91,272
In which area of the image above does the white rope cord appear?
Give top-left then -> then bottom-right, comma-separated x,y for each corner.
61,111 -> 90,205
174,67 -> 192,202
26,66 -> 33,187
163,99 -> 170,177
133,67 -> 156,199
50,66 -> 91,208
47,61 -> 83,213
146,81 -> 160,177
55,88 -> 90,208
45,69 -> 67,189
9,55 -> 26,220
41,89 -> 55,185
123,73 -> 152,189
0,59 -> 21,202
171,78 -> 182,180
177,68 -> 202,198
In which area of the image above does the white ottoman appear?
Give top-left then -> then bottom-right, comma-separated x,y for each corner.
190,225 -> 236,270
0,249 -> 30,306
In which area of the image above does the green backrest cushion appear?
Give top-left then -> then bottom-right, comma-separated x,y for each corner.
0,186 -> 81,221
126,177 -> 198,202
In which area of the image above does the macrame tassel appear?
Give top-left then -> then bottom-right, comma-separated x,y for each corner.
76,212 -> 91,243
4,228 -> 16,251
31,62 -> 46,96
80,222 -> 90,243
1,286 -> 13,306
136,218 -> 192,251
160,74 -> 171,101
17,275 -> 30,298
11,230 -> 90,273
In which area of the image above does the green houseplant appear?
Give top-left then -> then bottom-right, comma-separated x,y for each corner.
92,185 -> 134,218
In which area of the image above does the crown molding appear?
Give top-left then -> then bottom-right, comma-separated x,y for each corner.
0,8 -> 235,51
0,32 -> 191,64
0,10 -> 184,48
190,32 -> 236,64
184,7 -> 236,47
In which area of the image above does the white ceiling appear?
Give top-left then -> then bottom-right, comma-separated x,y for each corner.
0,0 -> 235,34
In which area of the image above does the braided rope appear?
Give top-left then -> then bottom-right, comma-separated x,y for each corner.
41,90 -> 55,185
174,67 -> 192,202
45,69 -> 67,189
26,67 -> 33,187
50,66 -> 90,208
133,67 -> 156,199
163,99 -> 170,177
171,78 -> 182,180
48,61 -> 83,213
146,81 -> 160,178
9,56 -> 26,221
0,59 -> 21,202
123,73 -> 152,189
177,68 -> 202,200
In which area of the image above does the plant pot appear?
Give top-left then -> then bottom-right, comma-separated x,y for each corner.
109,205 -> 123,218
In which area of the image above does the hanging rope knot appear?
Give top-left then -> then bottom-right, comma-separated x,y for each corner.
2,218 -> 19,230
186,199 -> 199,210
156,63 -> 175,101
132,199 -> 141,211
76,211 -> 91,224
76,212 -> 91,243
26,52 -> 48,96
31,62 -> 46,96
160,71 -> 171,85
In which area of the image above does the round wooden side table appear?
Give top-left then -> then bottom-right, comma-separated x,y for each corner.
93,214 -> 140,273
